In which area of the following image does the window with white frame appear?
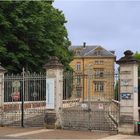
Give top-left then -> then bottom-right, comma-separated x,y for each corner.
76,62 -> 81,71
77,75 -> 81,85
100,60 -> 104,64
94,81 -> 104,92
94,69 -> 104,78
77,90 -> 81,97
95,60 -> 99,64
76,50 -> 81,56
95,60 -> 104,65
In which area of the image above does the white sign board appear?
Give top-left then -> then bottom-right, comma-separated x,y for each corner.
81,103 -> 88,110
98,103 -> 104,110
46,78 -> 55,109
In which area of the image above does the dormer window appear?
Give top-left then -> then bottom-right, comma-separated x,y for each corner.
75,50 -> 81,56
95,50 -> 101,56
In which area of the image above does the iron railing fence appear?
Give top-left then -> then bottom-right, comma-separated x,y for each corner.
60,101 -> 118,132
61,70 -> 119,132
1,72 -> 46,127
63,71 -> 119,101
4,72 -> 46,102
108,99 -> 120,126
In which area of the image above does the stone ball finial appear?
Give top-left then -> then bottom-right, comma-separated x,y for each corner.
124,50 -> 133,56
116,50 -> 140,64
43,56 -> 64,69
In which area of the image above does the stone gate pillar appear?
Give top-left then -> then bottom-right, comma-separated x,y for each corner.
43,57 -> 63,129
0,64 -> 6,111
116,50 -> 140,134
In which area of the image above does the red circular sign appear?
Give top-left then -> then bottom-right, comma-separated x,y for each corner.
11,92 -> 20,101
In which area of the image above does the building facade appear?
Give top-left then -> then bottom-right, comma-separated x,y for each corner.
69,43 -> 116,101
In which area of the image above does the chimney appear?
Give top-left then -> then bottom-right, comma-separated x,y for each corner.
83,42 -> 86,49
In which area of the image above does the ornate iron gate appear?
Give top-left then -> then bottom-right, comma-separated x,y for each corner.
0,70 -> 46,127
61,70 -> 119,132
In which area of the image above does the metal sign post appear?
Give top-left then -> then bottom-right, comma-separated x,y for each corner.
21,67 -> 25,127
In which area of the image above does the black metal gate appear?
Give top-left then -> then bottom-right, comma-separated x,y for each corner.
0,70 -> 46,127
61,70 -> 119,132
138,78 -> 140,134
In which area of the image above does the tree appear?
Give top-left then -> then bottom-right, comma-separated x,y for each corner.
134,52 -> 140,76
0,1 -> 73,73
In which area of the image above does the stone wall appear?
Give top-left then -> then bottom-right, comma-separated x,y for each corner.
4,101 -> 45,111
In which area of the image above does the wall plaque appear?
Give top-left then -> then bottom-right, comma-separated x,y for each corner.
46,78 -> 55,109
120,115 -> 133,123
121,92 -> 132,100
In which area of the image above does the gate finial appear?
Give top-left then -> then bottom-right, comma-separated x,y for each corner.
43,56 -> 63,69
116,50 -> 140,64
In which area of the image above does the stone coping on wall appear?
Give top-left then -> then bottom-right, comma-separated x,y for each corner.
4,101 -> 45,111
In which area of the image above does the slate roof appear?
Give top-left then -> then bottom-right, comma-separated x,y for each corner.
69,45 -> 115,57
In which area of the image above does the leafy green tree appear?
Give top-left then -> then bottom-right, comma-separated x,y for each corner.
0,1 -> 73,73
134,52 -> 140,76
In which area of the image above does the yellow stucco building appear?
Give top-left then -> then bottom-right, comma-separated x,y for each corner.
69,43 -> 116,101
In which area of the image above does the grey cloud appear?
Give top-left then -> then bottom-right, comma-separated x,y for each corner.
53,1 -> 140,57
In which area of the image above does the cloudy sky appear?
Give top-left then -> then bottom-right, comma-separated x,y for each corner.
53,0 -> 140,60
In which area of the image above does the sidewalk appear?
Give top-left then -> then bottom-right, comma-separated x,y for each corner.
100,134 -> 140,139
0,127 -> 140,139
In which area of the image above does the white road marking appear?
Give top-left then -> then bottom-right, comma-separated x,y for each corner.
6,129 -> 54,137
